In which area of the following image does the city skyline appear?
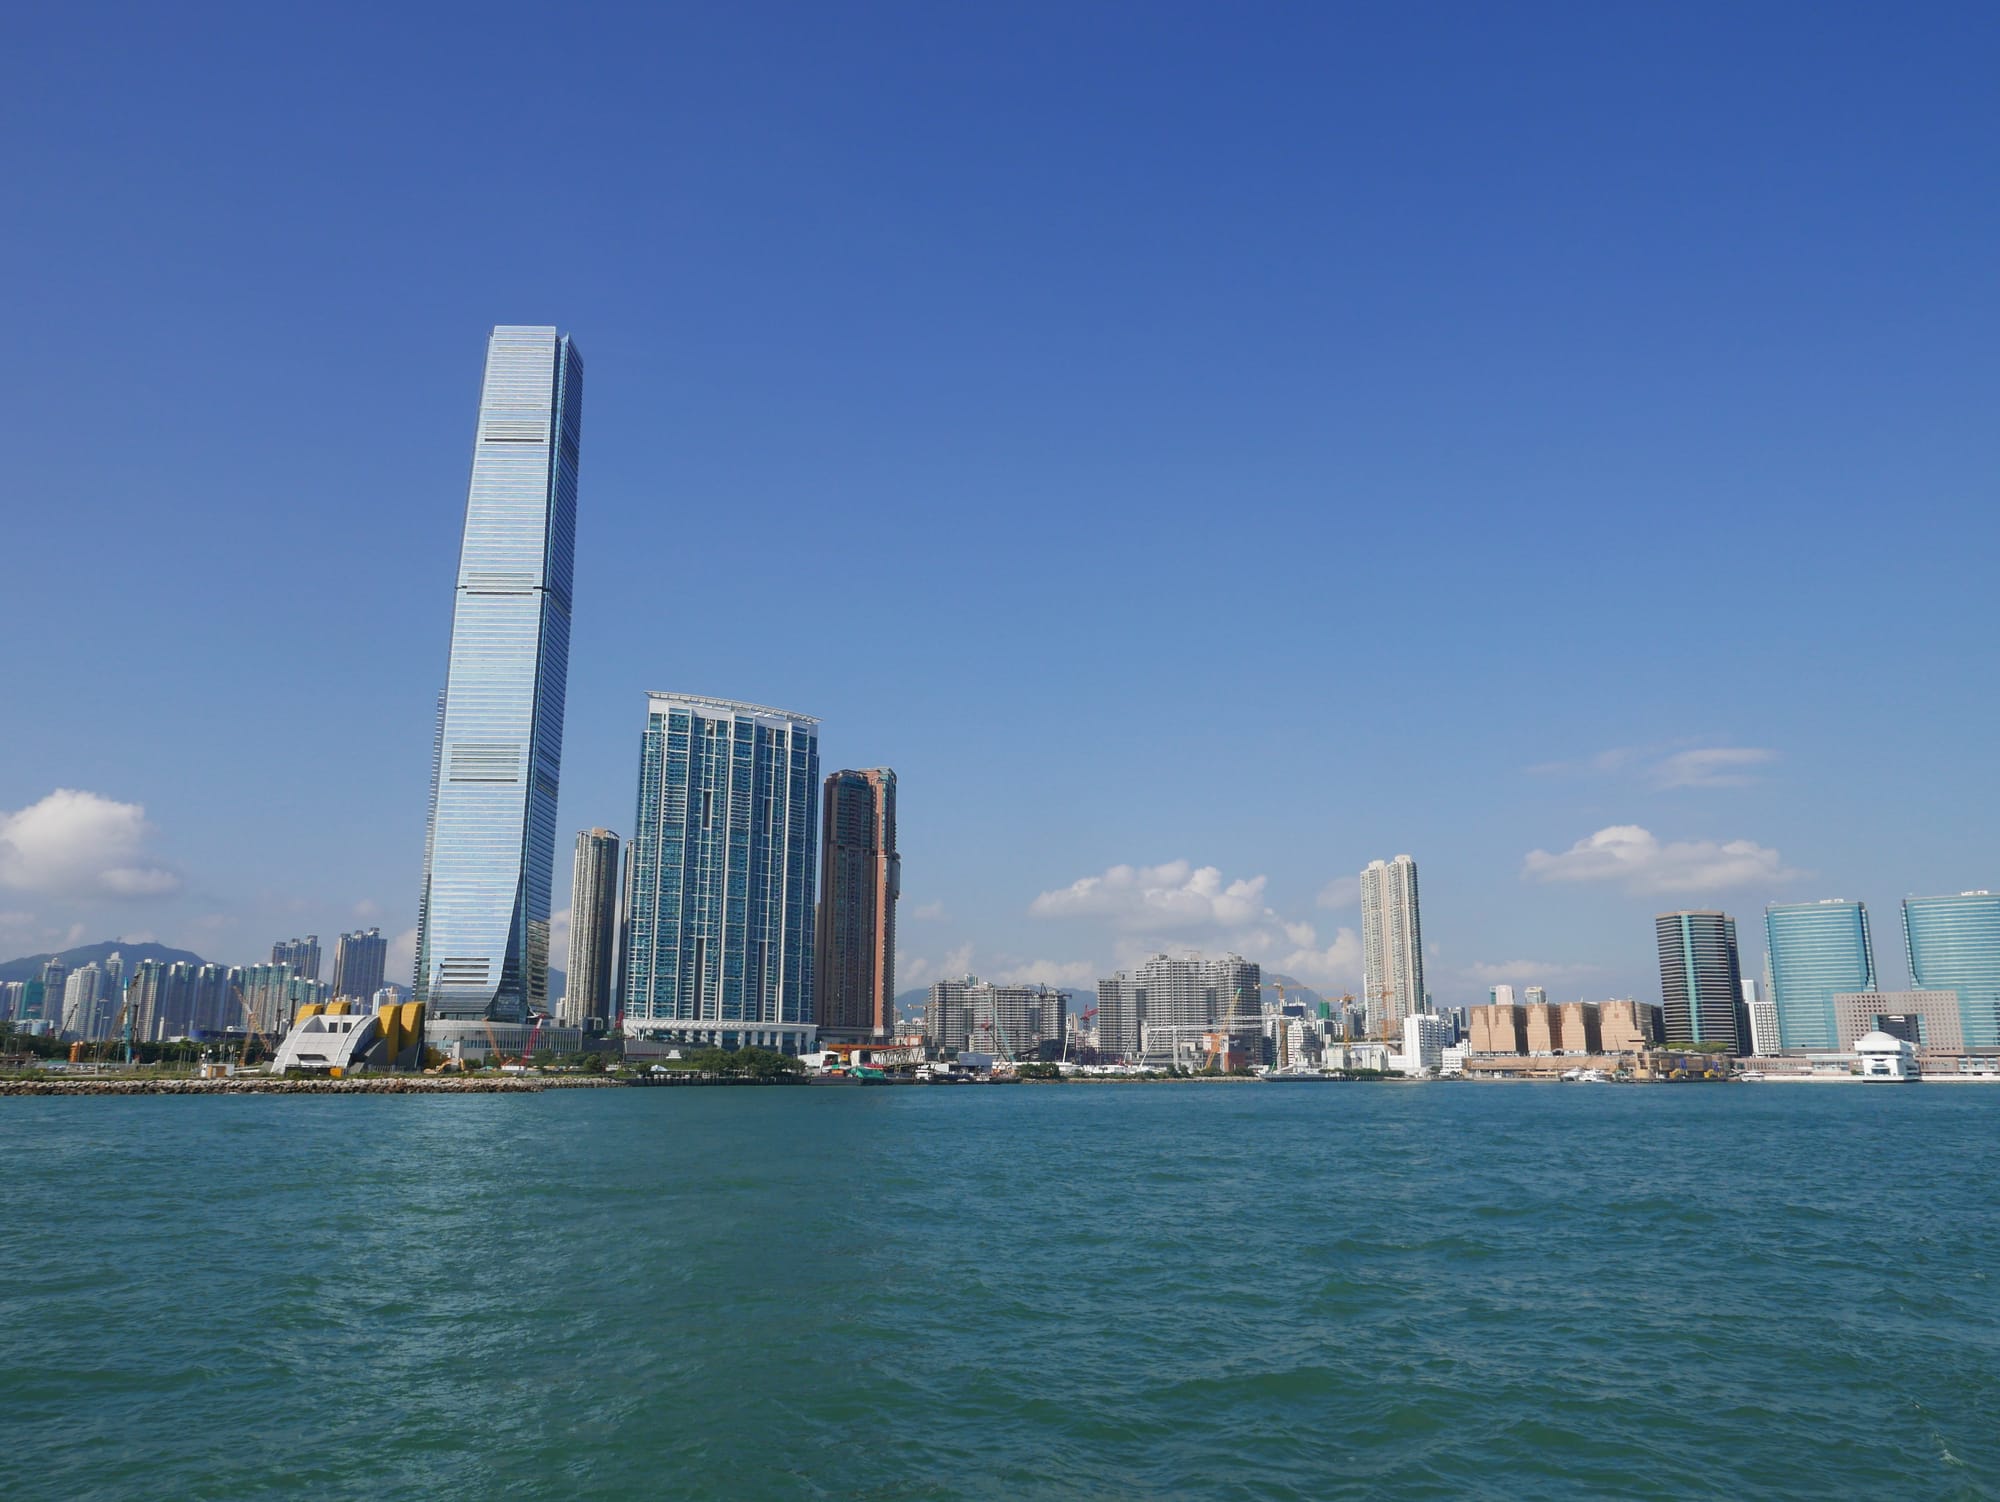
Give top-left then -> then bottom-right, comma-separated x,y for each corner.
4,9 -> 1997,1010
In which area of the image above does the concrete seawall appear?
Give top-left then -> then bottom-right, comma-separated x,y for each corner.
0,1075 -> 624,1096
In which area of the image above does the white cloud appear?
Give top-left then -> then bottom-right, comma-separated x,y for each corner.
0,789 -> 182,899
990,959 -> 1098,988
1275,926 -> 1363,990
909,901 -> 947,921
1315,875 -> 1360,911
1648,747 -> 1778,789
386,927 -> 418,988
1527,743 -> 1778,790
900,942 -> 975,991
1034,858 -> 1373,992
352,898 -> 383,921
1029,860 -> 1268,932
1522,825 -> 1795,895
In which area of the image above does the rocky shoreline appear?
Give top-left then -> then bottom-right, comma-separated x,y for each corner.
0,1075 -> 624,1096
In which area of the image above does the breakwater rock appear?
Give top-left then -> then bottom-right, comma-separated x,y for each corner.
0,1075 -> 624,1096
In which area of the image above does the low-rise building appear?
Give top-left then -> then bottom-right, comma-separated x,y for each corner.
1399,1014 -> 1452,1074
1471,998 -> 1661,1058
1598,999 -> 1664,1052
1854,1029 -> 1918,1081
1832,990 -> 1963,1054
1472,1004 -> 1525,1054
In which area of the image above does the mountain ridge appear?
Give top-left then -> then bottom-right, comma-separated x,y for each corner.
0,940 -> 208,985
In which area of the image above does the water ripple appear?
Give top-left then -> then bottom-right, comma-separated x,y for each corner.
2,1086 -> 1997,1498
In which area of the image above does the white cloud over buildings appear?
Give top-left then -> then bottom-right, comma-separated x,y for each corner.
1522,824 -> 1794,895
0,789 -> 182,900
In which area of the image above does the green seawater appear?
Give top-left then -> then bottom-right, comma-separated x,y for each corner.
3,1083 -> 1997,1499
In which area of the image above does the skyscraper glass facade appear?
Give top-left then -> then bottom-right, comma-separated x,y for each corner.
415,326 -> 584,1022
623,694 -> 820,1052
1655,910 -> 1747,1049
1903,892 -> 2000,1050
815,768 -> 900,1039
1764,900 -> 1876,1050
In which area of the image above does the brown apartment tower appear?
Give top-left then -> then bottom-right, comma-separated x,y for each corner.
815,768 -> 900,1040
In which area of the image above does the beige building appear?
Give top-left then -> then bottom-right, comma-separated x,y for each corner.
1472,998 -> 1660,1056
1832,990 -> 1962,1053
1471,1004 -> 1525,1054
1599,999 -> 1663,1053
1558,1001 -> 1601,1053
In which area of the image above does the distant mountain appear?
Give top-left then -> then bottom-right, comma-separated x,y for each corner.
0,940 -> 207,984
1262,974 -> 1336,1011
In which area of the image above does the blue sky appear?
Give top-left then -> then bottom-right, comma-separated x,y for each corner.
2,2 -> 1995,1002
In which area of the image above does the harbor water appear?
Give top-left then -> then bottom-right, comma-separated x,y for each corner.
3,1083 -> 1996,1499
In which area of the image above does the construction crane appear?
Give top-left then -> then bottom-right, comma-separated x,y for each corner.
76,983 -> 141,1070
1062,1006 -> 1098,1065
231,979 -> 277,1069
970,1011 -> 1014,1064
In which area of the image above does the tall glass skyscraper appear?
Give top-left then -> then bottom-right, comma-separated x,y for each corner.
1655,910 -> 1747,1049
1764,899 -> 1876,1050
560,828 -> 621,1030
815,768 -> 900,1040
1903,892 -> 2000,1050
415,326 -> 584,1022
623,694 -> 820,1053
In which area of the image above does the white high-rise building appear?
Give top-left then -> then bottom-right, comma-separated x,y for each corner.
1743,977 -> 1780,1056
60,964 -> 104,1040
924,976 -> 1065,1057
1398,1013 -> 1452,1075
1361,855 -> 1426,1036
1490,984 -> 1517,1007
1096,952 -> 1262,1065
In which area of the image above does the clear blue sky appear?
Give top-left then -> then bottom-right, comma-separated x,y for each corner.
2,2 -> 1995,1002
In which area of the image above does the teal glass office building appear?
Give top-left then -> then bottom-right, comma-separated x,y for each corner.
1765,900 -> 1876,1050
1903,893 -> 2000,1050
414,327 -> 584,1021
623,694 -> 821,1052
